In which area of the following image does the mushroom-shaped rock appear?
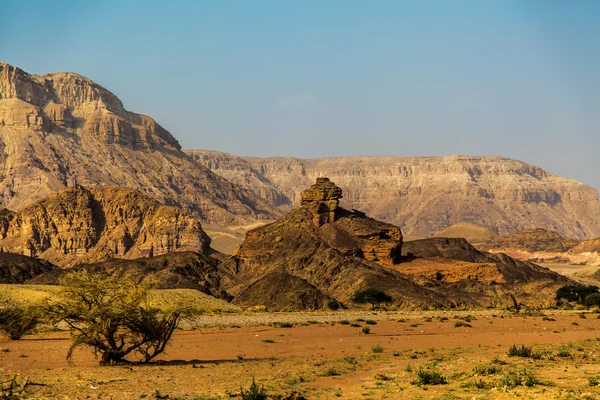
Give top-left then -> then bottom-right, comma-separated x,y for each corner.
300,177 -> 343,226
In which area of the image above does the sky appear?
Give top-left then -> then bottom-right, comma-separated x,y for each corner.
1,1 -> 599,190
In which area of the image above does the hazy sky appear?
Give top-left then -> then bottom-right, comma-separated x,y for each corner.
1,1 -> 599,190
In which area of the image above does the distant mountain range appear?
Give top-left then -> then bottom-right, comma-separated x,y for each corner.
187,150 -> 600,240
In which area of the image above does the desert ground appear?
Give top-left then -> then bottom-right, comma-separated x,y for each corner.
3,309 -> 600,399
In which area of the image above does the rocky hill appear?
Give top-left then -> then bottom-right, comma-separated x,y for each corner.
187,150 -> 600,240
221,178 -> 570,310
0,252 -> 57,284
0,63 -> 277,224
0,186 -> 215,267
30,251 -> 230,300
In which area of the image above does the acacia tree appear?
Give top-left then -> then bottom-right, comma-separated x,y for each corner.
48,269 -> 188,364
352,289 -> 393,310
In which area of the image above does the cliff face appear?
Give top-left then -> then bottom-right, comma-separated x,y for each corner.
187,150 -> 600,240
0,186 -> 213,267
0,63 -> 278,224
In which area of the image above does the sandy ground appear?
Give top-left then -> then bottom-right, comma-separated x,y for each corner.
2,310 -> 600,399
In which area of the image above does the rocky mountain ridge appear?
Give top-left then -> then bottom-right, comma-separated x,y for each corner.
0,63 -> 277,224
187,150 -> 600,240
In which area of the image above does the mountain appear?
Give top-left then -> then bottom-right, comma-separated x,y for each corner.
0,186 -> 215,267
220,178 -> 570,310
0,63 -> 277,224
187,151 -> 600,240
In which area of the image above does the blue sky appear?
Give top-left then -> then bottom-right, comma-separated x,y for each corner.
2,1 -> 599,190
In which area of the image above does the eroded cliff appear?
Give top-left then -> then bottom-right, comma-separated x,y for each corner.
0,63 -> 277,224
0,186 -> 213,267
187,150 -> 600,240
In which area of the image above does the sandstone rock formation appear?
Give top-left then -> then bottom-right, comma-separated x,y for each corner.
0,186 -> 214,267
300,177 -> 343,226
398,237 -> 570,306
220,178 -> 568,310
0,63 -> 277,224
222,177 -> 446,309
187,150 -> 600,240
478,229 -> 600,267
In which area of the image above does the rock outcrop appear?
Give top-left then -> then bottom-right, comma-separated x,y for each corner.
0,186 -> 214,267
0,252 -> 58,284
300,177 -> 343,226
221,178 -> 569,310
187,150 -> 600,240
0,63 -> 278,224
398,237 -> 570,306
222,178 -> 445,309
478,229 -> 600,267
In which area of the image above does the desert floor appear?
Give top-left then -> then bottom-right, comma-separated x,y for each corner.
2,310 -> 600,399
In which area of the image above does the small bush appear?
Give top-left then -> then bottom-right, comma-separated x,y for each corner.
588,376 -> 600,387
411,368 -> 448,385
373,374 -> 393,381
262,339 -> 275,343
0,304 -> 42,340
507,344 -> 533,358
327,300 -> 340,310
277,322 -> 294,328
473,364 -> 501,376
240,377 -> 267,400
344,356 -> 358,365
339,320 -> 350,325
371,345 -> 383,353
350,323 -> 361,327
365,320 -> 377,325
320,368 -> 340,377
556,350 -> 571,358
454,321 -> 472,328
361,326 -> 371,335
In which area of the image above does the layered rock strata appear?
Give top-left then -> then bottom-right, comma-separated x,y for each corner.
187,150 -> 600,240
0,63 -> 277,224
0,186 -> 212,267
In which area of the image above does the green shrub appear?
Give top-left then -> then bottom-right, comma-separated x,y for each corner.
454,321 -> 472,328
361,326 -> 371,335
507,344 -> 534,358
240,377 -> 267,400
339,320 -> 350,325
351,289 -> 392,310
556,285 -> 599,305
0,303 -> 42,340
585,294 -> 600,307
327,300 -> 340,310
473,364 -> 501,376
365,320 -> 377,325
371,345 -> 383,353
411,368 -> 448,385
